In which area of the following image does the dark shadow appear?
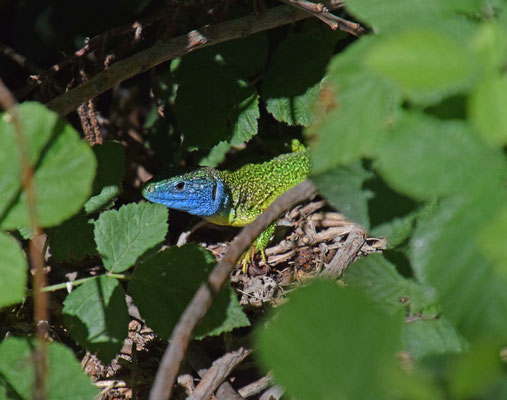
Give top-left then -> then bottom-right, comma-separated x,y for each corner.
383,249 -> 413,279
364,171 -> 420,228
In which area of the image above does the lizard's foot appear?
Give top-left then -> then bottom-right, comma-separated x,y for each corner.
239,223 -> 276,274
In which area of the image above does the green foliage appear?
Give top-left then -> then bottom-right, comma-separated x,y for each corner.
4,0 -> 507,397
262,28 -> 340,126
174,33 -> 268,150
344,254 -> 437,315
366,27 -> 476,103
0,337 -> 99,399
94,202 -> 168,273
403,318 -> 467,361
63,275 -> 129,363
84,141 -> 125,214
0,232 -> 27,308
47,212 -> 96,262
129,245 -> 249,340
0,102 -> 96,229
256,280 -> 404,400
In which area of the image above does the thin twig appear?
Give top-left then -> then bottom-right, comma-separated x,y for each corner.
186,343 -> 244,400
15,9 -> 176,100
148,180 -> 317,400
47,3 -> 346,117
321,225 -> 365,278
0,78 -> 48,399
188,348 -> 252,400
278,0 -> 364,35
238,373 -> 274,398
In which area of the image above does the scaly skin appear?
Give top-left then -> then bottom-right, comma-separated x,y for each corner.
142,140 -> 311,272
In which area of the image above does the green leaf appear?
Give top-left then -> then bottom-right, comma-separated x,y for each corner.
312,161 -> 426,246
345,254 -> 437,315
0,232 -> 27,308
449,344 -> 504,399
94,202 -> 168,273
345,0 -> 482,32
62,275 -> 129,363
366,28 -> 476,103
199,141 -> 231,167
311,161 -> 374,228
309,36 -> 401,173
0,102 -> 96,229
262,28 -> 340,126
410,185 -> 507,339
47,212 -> 96,262
469,75 -> 507,145
84,141 -> 125,214
471,21 -> 507,73
256,280 -> 403,400
376,113 -> 503,201
403,318 -> 467,361
0,337 -> 99,399
175,34 -> 267,149
129,245 -> 249,340
478,204 -> 507,280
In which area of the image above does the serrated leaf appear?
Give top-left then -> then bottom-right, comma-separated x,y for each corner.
47,212 -> 96,262
469,75 -> 507,145
312,161 -> 424,246
376,113 -> 503,201
62,275 -> 129,363
199,141 -> 231,167
84,141 -> 125,214
0,337 -> 99,399
366,28 -> 476,103
310,72 -> 400,173
410,184 -> 507,339
94,202 -> 168,272
0,102 -> 96,229
256,280 -> 403,400
345,254 -> 437,315
175,34 -> 267,149
262,28 -> 340,126
403,318 -> 467,361
0,232 -> 27,308
129,245 -> 249,340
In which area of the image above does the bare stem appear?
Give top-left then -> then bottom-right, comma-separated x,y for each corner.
0,78 -> 48,400
46,3 -> 348,117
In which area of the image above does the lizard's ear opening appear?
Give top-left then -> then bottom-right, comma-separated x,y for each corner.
212,182 -> 218,201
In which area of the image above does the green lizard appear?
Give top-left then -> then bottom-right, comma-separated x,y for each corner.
142,140 -> 311,272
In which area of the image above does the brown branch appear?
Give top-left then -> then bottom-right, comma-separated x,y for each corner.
279,0 -> 364,35
188,348 -> 252,400
148,180 -> 317,400
16,9 -> 176,100
321,225 -> 365,278
46,3 -> 347,117
0,78 -> 48,399
185,343 -> 244,400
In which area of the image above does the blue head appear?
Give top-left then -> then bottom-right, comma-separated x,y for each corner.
142,168 -> 229,217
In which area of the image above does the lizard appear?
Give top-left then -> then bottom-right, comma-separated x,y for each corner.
142,140 -> 311,273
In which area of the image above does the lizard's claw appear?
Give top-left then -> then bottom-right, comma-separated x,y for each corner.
238,222 -> 277,274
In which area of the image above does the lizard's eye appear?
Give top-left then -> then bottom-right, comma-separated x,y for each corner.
174,181 -> 185,191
